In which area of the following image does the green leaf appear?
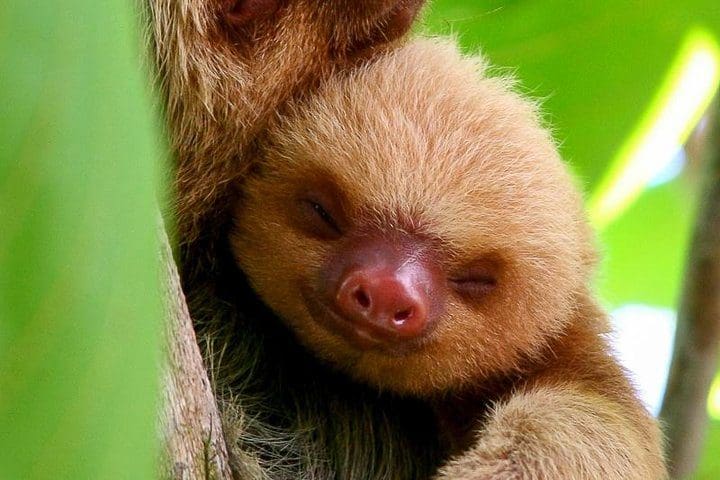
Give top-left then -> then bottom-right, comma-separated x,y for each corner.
694,419 -> 720,479
0,2 -> 162,480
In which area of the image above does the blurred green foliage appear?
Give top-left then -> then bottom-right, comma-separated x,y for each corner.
695,419 -> 720,479
0,2 -> 162,480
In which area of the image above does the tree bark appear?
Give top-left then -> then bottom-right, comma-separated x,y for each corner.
158,220 -> 234,480
660,103 -> 720,479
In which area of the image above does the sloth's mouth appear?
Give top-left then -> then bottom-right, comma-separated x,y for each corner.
300,286 -> 428,356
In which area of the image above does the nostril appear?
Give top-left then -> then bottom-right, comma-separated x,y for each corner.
392,307 -> 413,325
353,288 -> 371,309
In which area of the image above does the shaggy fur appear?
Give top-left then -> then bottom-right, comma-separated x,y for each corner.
148,0 -> 423,245
146,1 -> 443,478
230,39 -> 668,479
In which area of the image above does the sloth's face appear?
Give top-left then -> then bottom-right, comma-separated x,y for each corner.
230,41 -> 592,395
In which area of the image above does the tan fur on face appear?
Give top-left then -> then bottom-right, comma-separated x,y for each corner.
231,39 -> 595,395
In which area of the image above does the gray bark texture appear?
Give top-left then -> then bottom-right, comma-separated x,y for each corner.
158,221 -> 234,480
660,103 -> 720,479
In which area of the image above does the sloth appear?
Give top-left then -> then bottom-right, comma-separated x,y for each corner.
228,39 -> 668,479
147,0 -> 667,477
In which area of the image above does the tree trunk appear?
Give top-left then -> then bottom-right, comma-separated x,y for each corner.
158,220 -> 234,480
660,103 -> 720,479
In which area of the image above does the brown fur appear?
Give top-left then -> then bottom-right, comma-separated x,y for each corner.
148,0 -> 424,246
230,39 -> 667,479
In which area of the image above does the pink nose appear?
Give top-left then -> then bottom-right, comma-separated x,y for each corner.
335,264 -> 430,340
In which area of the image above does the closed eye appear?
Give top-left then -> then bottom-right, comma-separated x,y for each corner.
309,201 -> 339,231
449,276 -> 497,297
299,198 -> 343,239
449,257 -> 501,299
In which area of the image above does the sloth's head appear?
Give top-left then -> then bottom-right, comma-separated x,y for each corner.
231,40 -> 594,395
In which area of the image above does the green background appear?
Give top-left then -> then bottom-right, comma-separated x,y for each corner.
0,2 -> 162,479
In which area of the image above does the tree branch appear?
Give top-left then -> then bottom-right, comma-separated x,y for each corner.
158,220 -> 234,480
660,102 -> 720,479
